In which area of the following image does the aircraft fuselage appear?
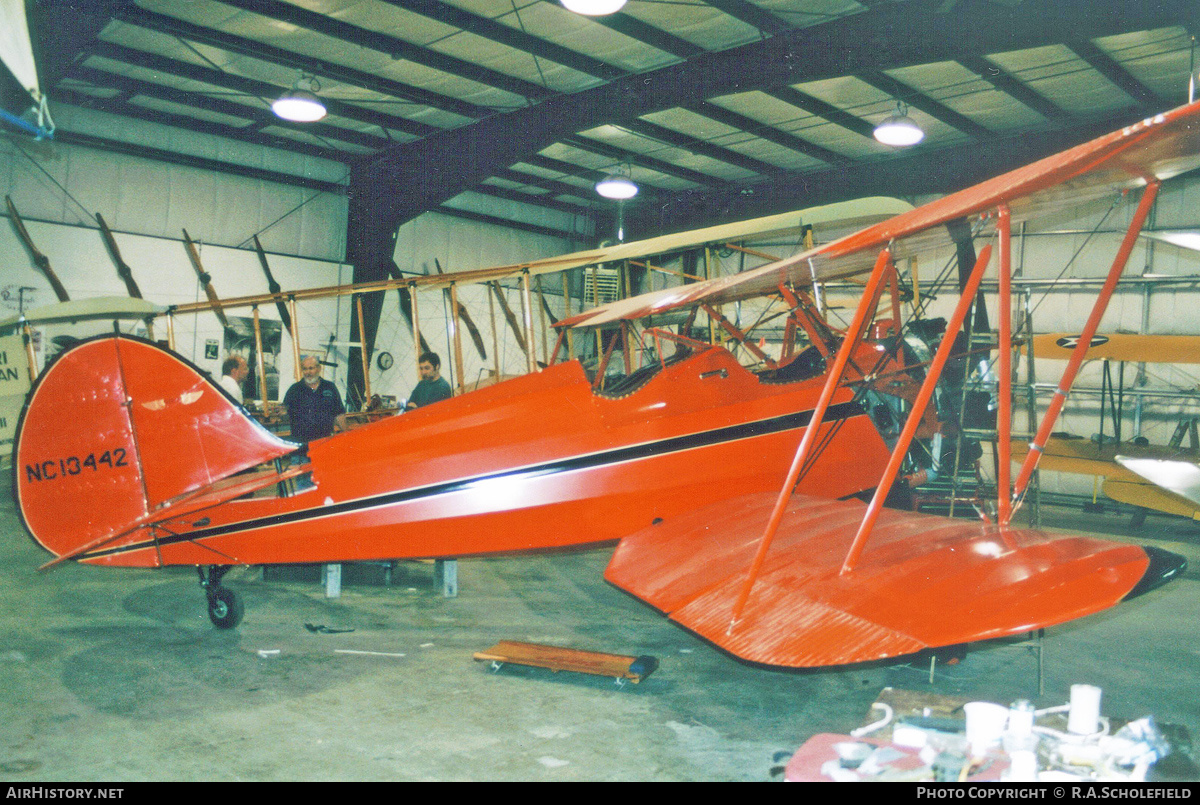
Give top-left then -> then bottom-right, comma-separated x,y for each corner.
67,344 -> 892,568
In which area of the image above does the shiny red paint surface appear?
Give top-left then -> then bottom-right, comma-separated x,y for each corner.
15,337 -> 294,560
606,493 -> 1151,666
14,336 -> 891,568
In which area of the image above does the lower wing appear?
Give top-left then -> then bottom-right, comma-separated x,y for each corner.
605,492 -> 1183,667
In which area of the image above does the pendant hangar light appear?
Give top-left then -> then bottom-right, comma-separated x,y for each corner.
561,0 -> 627,15
272,74 -> 327,123
595,164 -> 639,200
873,100 -> 924,147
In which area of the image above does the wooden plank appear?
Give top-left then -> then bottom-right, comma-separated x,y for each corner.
473,640 -> 658,684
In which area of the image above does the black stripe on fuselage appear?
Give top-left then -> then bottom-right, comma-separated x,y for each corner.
80,400 -> 867,560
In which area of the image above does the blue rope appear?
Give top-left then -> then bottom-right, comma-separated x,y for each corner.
0,107 -> 53,140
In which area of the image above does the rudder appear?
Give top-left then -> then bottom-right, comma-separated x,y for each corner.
13,335 -> 296,563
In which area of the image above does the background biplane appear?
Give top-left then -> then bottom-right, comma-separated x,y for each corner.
1012,333 -> 1200,523
0,296 -> 166,448
12,102 -> 1200,668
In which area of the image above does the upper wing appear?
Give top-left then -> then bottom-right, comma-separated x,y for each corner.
1027,333 -> 1200,364
563,101 -> 1200,330
0,296 -> 166,330
165,198 -> 910,318
606,492 -> 1176,667
435,196 -> 911,284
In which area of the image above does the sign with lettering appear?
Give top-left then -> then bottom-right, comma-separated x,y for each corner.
0,333 -> 31,443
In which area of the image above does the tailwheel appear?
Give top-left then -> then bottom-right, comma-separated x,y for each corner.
198,565 -> 244,629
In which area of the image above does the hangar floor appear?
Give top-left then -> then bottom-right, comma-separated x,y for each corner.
2,469 -> 1199,782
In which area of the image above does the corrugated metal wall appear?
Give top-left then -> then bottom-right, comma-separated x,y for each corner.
1,135 -> 584,407
1,135 -> 349,396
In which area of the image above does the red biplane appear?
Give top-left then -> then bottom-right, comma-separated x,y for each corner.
13,102 -> 1200,668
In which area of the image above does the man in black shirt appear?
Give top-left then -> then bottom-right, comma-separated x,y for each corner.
283,355 -> 347,444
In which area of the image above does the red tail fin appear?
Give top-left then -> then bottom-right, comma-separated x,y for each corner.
13,335 -> 295,562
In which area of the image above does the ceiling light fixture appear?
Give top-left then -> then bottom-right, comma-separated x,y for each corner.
595,165 -> 638,200
561,0 -> 627,16
873,100 -> 924,147
272,74 -> 327,122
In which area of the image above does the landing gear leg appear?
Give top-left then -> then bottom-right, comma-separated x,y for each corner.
1130,507 -> 1148,530
198,565 -> 244,629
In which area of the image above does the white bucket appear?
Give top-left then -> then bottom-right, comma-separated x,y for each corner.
964,701 -> 1009,756
1067,684 -> 1102,735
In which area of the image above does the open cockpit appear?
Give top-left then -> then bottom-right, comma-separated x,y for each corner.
549,279 -> 961,506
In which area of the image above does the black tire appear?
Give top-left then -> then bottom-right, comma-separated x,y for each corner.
207,587 -> 244,629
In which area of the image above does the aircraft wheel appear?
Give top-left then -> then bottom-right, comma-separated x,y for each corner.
207,587 -> 244,629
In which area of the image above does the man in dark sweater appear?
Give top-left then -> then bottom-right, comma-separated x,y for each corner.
406,351 -> 453,410
283,355 -> 347,443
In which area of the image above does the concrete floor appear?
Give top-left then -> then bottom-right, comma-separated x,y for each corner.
2,468 -> 1199,782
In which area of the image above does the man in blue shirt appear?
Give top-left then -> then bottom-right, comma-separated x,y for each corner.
406,351 -> 453,410
283,355 -> 347,443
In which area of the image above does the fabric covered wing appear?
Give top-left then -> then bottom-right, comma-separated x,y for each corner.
564,100 -> 1200,330
605,493 -> 1155,667
1027,333 -> 1200,364
1115,456 -> 1200,508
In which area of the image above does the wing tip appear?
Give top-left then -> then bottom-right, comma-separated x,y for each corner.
1124,546 -> 1188,600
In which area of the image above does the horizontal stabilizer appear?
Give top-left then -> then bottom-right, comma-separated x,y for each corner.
606,493 -> 1160,667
